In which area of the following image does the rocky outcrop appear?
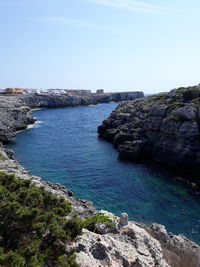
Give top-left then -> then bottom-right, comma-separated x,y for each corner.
0,96 -> 35,142
18,94 -> 93,108
98,86 -> 200,174
17,91 -> 144,108
71,210 -> 200,267
71,227 -> 169,267
91,92 -> 144,104
148,223 -> 200,267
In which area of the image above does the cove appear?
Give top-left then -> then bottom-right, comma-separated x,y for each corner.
7,103 -> 200,244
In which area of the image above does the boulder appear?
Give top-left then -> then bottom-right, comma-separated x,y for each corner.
119,213 -> 129,226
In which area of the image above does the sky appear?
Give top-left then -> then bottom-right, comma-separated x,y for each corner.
0,0 -> 200,94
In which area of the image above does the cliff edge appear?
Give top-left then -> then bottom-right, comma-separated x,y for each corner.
0,95 -> 35,142
17,91 -> 144,108
98,86 -> 200,175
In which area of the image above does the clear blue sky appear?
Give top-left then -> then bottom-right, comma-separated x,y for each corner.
0,0 -> 200,93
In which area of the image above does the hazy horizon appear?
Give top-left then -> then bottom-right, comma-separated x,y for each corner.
1,0 -> 200,94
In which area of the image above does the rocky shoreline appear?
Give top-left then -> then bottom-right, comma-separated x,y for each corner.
98,86 -> 200,177
17,91 -> 144,109
0,93 -> 200,266
0,91 -> 143,142
0,96 -> 35,142
1,146 -> 200,266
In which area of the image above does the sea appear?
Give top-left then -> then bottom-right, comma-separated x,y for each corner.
7,103 -> 200,244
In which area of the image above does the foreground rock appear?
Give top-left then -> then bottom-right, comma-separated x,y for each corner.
98,85 -> 200,174
71,219 -> 169,267
71,212 -> 200,267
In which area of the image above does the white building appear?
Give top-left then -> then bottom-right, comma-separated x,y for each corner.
23,89 -> 42,95
48,89 -> 66,95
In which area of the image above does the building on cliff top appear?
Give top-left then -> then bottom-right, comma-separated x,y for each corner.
23,89 -> 42,95
96,89 -> 104,94
48,89 -> 66,95
65,89 -> 91,95
4,88 -> 24,94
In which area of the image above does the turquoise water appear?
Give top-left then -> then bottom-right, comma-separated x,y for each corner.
7,103 -> 200,244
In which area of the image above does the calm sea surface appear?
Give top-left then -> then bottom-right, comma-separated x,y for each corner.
7,103 -> 200,244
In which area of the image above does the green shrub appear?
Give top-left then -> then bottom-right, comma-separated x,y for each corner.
147,94 -> 167,103
167,114 -> 183,122
83,214 -> 114,232
0,172 -> 82,267
167,103 -> 182,110
182,88 -> 200,101
193,102 -> 200,109
175,87 -> 200,102
57,253 -> 80,267
0,152 -> 7,161
0,172 -> 117,266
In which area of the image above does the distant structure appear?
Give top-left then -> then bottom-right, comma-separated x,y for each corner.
4,88 -> 24,94
48,89 -> 66,95
23,89 -> 42,95
3,88 -> 93,96
65,89 -> 91,95
96,89 -> 104,94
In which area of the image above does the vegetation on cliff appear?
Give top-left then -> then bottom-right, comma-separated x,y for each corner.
0,172 -> 113,267
0,172 -> 81,266
0,152 -> 6,161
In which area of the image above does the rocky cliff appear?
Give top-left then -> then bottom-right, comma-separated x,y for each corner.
91,91 -> 144,104
0,91 -> 200,266
17,91 -> 144,108
0,91 -> 143,141
98,86 -> 200,175
0,96 -> 35,142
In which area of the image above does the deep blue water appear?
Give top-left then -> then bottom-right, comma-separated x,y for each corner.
7,103 -> 200,244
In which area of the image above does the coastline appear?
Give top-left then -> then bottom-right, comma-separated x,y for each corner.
98,86 -> 200,177
1,94 -> 200,266
1,125 -> 200,266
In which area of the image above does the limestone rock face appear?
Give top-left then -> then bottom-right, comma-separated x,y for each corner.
71,223 -> 170,267
98,86 -> 200,174
149,223 -> 200,267
18,91 -> 144,108
0,96 -> 35,142
71,220 -> 200,267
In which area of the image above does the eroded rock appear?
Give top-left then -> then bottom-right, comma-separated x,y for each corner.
119,213 -> 129,226
98,86 -> 200,174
